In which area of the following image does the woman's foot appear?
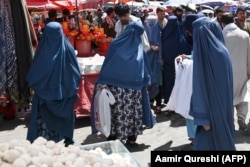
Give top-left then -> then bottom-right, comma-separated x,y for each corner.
125,140 -> 139,148
64,137 -> 74,147
107,135 -> 117,141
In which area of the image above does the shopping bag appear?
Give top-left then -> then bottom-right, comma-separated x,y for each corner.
94,87 -> 115,137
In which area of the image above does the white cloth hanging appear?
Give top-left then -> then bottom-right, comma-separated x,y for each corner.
164,56 -> 193,119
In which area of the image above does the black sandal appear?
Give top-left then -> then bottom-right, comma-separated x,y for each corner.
154,106 -> 161,114
126,140 -> 139,148
164,110 -> 174,116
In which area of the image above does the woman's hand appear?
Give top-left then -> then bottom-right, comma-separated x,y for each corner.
176,54 -> 188,63
151,45 -> 159,51
203,125 -> 211,131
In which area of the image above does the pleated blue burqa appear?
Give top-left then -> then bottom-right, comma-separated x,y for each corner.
161,16 -> 191,103
26,22 -> 81,143
91,21 -> 156,134
144,16 -> 162,99
190,17 -> 235,150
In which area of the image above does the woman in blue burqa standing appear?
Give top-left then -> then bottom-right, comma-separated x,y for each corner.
91,21 -> 155,146
161,15 -> 191,115
26,22 -> 81,146
190,17 -> 235,150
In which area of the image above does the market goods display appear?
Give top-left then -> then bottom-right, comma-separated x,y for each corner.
77,54 -> 105,75
0,137 -> 139,167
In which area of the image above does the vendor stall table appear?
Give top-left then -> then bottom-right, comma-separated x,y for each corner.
74,55 -> 104,118
74,73 -> 99,118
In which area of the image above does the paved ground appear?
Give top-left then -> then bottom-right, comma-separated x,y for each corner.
1,84 -> 250,167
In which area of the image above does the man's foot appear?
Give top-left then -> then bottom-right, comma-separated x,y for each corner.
238,120 -> 248,132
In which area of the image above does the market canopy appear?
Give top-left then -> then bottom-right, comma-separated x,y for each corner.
26,0 -> 108,10
26,0 -> 76,10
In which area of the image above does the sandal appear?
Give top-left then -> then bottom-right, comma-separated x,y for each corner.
125,140 -> 139,148
164,110 -> 174,116
154,106 -> 161,114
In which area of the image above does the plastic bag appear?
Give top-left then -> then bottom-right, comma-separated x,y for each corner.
94,87 -> 116,137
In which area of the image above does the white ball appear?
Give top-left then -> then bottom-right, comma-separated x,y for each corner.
12,158 -> 26,167
2,149 -> 20,163
52,161 -> 65,167
20,153 -> 32,165
33,137 -> 47,145
0,143 -> 9,152
46,140 -> 56,149
31,156 -> 42,167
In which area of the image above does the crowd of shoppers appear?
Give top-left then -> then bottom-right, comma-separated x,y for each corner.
24,3 -> 250,152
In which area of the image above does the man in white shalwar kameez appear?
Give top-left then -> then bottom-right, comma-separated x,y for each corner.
221,12 -> 250,131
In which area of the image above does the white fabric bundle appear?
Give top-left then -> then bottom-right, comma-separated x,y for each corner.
165,56 -> 193,119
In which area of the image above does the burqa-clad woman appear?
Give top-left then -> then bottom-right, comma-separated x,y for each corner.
161,15 -> 191,114
190,17 -> 235,150
26,22 -> 81,146
91,21 -> 156,146
144,14 -> 163,113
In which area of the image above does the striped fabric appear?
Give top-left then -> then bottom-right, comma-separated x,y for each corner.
0,0 -> 7,94
3,0 -> 17,89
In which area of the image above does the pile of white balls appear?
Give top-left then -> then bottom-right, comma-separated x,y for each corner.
0,137 -> 138,167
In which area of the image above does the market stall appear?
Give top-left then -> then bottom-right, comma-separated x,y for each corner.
74,54 -> 105,118
66,27 -> 112,118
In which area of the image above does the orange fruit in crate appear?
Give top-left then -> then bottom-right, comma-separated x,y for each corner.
86,36 -> 92,40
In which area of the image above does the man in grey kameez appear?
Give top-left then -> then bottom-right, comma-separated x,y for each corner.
221,12 -> 250,131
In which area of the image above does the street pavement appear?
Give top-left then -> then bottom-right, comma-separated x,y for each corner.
1,86 -> 250,167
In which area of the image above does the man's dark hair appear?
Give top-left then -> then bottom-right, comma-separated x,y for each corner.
114,2 -> 130,16
106,7 -> 114,16
175,6 -> 184,12
62,8 -> 70,16
48,9 -> 57,19
214,6 -> 224,14
221,12 -> 234,25
236,7 -> 246,15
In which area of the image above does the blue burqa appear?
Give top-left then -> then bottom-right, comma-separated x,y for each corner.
26,22 -> 81,142
190,17 -> 235,150
91,21 -> 156,134
161,16 -> 191,103
144,16 -> 162,99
